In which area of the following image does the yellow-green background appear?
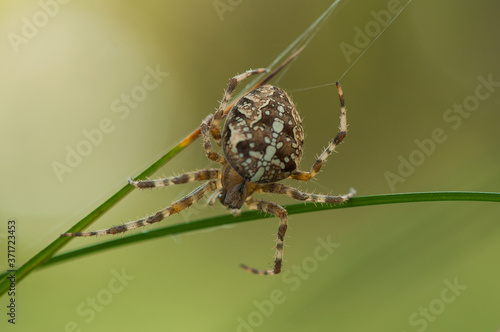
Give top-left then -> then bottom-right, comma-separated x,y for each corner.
1,0 -> 500,331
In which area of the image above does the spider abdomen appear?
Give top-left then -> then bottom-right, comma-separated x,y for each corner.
222,85 -> 304,183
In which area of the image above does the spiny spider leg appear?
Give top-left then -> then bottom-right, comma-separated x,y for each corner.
206,188 -> 222,206
241,198 -> 288,276
129,169 -> 220,189
210,68 -> 267,146
61,181 -> 219,237
257,183 -> 356,204
240,185 -> 354,276
60,50 -> 355,278
291,82 -> 347,182
200,118 -> 227,164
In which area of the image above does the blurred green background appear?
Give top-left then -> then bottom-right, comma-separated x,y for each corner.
1,0 -> 500,331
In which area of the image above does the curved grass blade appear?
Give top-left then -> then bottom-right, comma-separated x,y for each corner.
0,0 -> 348,295
0,191 -> 498,282
0,50 -> 307,297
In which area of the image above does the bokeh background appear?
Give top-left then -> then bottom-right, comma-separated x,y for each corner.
1,0 -> 500,331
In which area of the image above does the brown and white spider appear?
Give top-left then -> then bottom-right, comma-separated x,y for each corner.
62,61 -> 354,275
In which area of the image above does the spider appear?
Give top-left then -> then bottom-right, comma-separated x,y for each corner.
62,60 -> 354,275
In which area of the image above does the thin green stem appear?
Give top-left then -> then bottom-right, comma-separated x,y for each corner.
0,144 -> 184,296
0,48 -> 305,296
0,191 -> 498,284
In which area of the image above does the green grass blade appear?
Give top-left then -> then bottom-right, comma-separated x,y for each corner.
0,144 -> 185,296
0,15 -> 331,296
0,48 -> 308,297
1,191 -> 498,283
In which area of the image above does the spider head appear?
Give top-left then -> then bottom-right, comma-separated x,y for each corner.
219,181 -> 246,209
219,163 -> 257,209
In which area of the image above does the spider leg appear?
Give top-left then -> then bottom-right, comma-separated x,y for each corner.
290,82 -> 347,182
241,198 -> 288,276
206,188 -> 222,206
210,68 -> 267,146
200,118 -> 227,164
129,169 -> 220,189
258,183 -> 356,203
61,181 -> 219,237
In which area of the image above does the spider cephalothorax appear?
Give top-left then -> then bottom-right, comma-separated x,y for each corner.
62,56 -> 354,276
